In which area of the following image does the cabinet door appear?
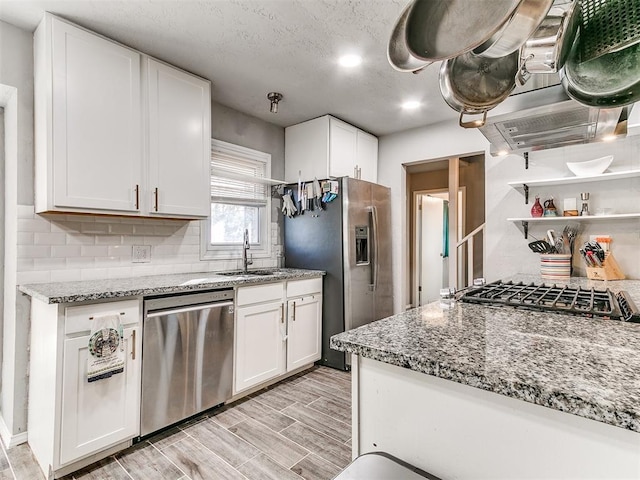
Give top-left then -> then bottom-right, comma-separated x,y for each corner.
51,18 -> 142,212
356,130 -> 378,183
59,326 -> 141,466
147,58 -> 211,217
287,295 -> 322,372
235,301 -> 286,393
329,118 -> 357,179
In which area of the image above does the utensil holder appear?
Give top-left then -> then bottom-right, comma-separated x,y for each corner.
540,253 -> 571,280
586,253 -> 625,281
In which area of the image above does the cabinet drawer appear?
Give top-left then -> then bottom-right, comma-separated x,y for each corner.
236,283 -> 284,306
287,277 -> 322,298
65,299 -> 141,335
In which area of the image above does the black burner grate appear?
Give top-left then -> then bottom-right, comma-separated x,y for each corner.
460,280 -> 639,322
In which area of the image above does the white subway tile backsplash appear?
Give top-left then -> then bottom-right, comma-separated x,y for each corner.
18,271 -> 51,284
18,218 -> 50,233
34,232 -> 66,245
16,206 -> 281,283
81,245 -> 109,257
50,269 -> 82,282
80,223 -> 110,234
18,245 -> 51,258
109,224 -> 135,235
51,245 -> 81,258
18,232 -> 34,245
80,268 -> 109,281
34,257 -> 66,270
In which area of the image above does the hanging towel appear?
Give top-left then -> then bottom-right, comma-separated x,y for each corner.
87,314 -> 125,382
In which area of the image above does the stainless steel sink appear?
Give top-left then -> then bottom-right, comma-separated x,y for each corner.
217,269 -> 282,277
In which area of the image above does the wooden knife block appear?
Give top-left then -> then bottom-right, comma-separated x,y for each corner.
586,253 -> 625,281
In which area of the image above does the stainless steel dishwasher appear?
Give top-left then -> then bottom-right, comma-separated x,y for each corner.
141,289 -> 234,436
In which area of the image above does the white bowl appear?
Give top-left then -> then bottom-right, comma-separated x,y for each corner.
566,155 -> 613,177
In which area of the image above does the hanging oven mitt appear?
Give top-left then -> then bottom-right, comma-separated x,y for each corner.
282,191 -> 297,218
87,314 -> 125,382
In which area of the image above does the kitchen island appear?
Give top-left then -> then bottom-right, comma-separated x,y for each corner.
331,276 -> 640,479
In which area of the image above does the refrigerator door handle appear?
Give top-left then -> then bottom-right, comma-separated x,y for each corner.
370,206 -> 379,291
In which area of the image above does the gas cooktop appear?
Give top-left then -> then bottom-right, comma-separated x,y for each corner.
459,280 -> 640,323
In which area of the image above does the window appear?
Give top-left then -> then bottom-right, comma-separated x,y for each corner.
201,139 -> 271,260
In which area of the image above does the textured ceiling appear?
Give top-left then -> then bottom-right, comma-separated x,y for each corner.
0,0 -> 460,136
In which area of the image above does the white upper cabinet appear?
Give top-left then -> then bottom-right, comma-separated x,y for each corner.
285,115 -> 378,183
146,59 -> 210,217
356,130 -> 379,183
35,14 -> 142,213
34,14 -> 211,219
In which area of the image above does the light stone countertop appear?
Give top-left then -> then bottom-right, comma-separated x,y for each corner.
331,275 -> 640,432
19,268 -> 325,304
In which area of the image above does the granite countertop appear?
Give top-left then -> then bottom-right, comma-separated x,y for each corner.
331,275 -> 640,432
19,268 -> 325,304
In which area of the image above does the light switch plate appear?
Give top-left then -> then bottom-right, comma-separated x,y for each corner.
132,245 -> 151,263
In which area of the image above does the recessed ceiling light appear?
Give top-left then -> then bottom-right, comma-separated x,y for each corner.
339,54 -> 362,67
402,100 -> 421,110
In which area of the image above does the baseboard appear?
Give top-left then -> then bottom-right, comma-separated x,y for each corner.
0,415 -> 28,448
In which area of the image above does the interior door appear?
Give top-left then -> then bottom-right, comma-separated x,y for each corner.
420,195 -> 448,305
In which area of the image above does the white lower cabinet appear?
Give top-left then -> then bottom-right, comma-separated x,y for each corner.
287,294 -> 322,372
234,277 -> 323,394
28,298 -> 142,479
234,301 -> 286,392
59,325 -> 140,465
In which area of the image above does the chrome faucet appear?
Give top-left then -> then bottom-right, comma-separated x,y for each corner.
242,228 -> 253,274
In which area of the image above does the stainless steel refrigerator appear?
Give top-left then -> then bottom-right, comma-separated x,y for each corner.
284,177 -> 393,370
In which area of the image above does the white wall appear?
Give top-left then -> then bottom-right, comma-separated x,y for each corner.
379,114 -> 640,313
378,119 -> 486,312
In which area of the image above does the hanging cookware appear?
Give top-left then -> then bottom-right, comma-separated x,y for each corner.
387,1 -> 431,73
405,0 -> 522,62
560,0 -> 640,108
472,0 -> 554,59
577,0 -> 640,63
439,48 -> 520,128
518,2 -> 579,81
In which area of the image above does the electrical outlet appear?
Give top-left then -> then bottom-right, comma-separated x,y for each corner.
132,245 -> 151,263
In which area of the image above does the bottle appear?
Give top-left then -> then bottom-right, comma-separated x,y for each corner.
530,196 -> 543,217
543,198 -> 558,217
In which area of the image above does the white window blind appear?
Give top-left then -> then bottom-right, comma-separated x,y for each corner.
210,150 -> 268,205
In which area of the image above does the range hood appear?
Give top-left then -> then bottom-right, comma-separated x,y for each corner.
478,84 -> 629,156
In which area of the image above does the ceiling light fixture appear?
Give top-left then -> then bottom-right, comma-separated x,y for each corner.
339,54 -> 362,67
267,92 -> 283,113
402,100 -> 421,110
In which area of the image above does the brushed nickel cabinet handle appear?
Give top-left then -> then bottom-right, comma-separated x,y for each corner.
280,304 -> 284,324
154,188 -> 159,212
131,330 -> 136,360
134,184 -> 140,210
292,301 -> 296,321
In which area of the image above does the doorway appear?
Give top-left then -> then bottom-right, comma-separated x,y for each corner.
407,155 -> 485,308
413,190 -> 466,306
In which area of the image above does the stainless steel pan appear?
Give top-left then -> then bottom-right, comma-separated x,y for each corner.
518,2 -> 578,82
472,0 -> 554,58
439,49 -> 520,128
406,0 -> 521,61
387,1 -> 431,73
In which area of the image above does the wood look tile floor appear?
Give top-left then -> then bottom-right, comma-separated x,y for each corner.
0,366 -> 352,480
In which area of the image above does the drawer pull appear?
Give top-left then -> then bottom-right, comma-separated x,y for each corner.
131,330 -> 136,360
292,302 -> 296,322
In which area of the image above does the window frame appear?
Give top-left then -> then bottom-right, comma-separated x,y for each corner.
201,139 -> 272,261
